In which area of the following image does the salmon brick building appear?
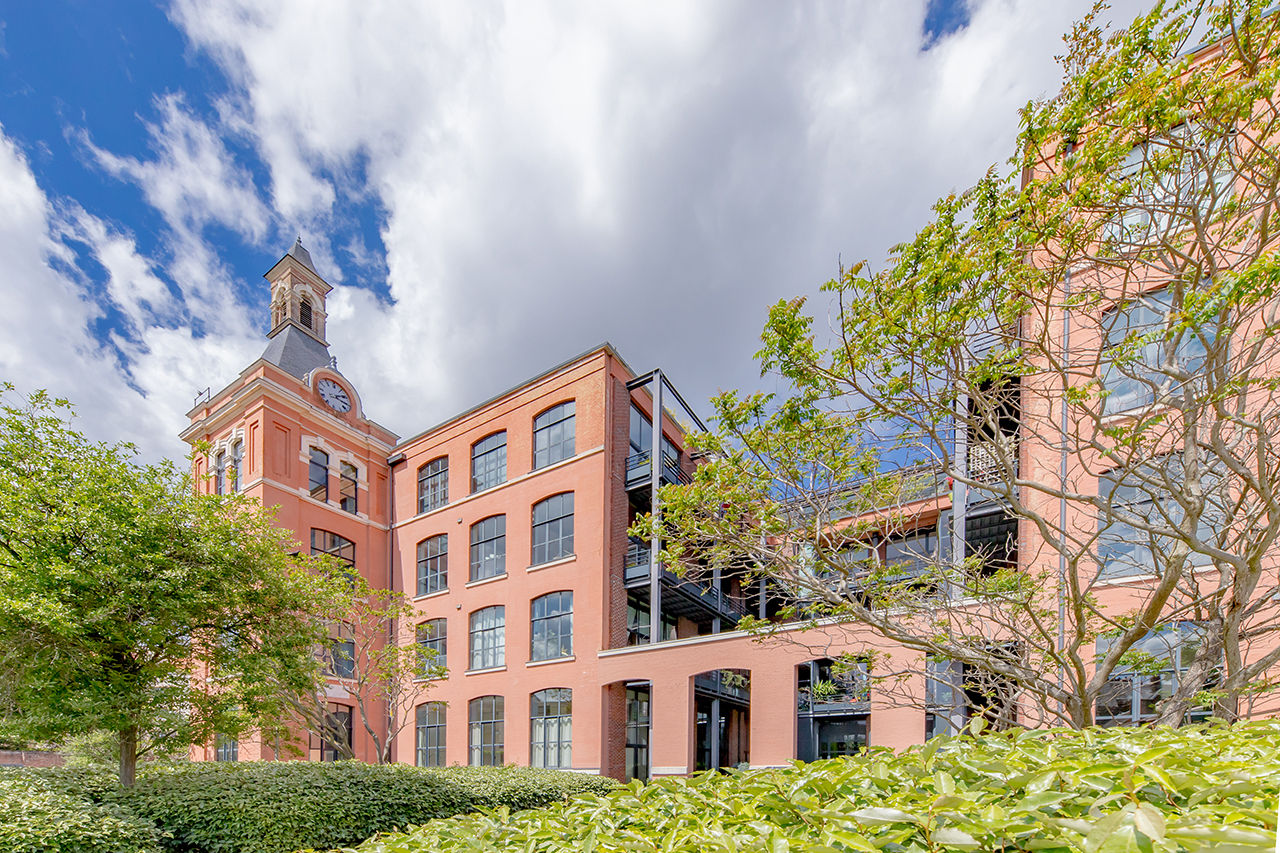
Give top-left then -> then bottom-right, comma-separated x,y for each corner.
185,229 -> 1272,777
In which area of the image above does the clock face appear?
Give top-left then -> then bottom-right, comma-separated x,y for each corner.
317,378 -> 352,413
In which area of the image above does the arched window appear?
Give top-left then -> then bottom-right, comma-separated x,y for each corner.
468,695 -> 504,766
300,295 -> 314,330
416,618 -> 447,675
417,534 -> 447,595
530,591 -> 573,661
417,456 -> 448,513
533,401 -> 575,469
468,606 -> 505,671
311,529 -> 355,571
229,441 -> 243,492
471,431 -> 507,492
469,515 -> 506,582
416,702 -> 446,767
530,688 -> 572,769
532,493 -> 574,565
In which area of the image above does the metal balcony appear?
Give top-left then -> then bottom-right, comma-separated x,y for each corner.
625,449 -> 692,491
624,545 -> 745,625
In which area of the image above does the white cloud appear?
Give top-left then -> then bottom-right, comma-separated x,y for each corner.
3,1 -> 1154,460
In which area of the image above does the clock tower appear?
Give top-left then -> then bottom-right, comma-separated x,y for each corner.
182,238 -> 397,765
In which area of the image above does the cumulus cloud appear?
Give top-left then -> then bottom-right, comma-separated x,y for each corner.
3,1 -> 1150,458
158,0 -> 1148,441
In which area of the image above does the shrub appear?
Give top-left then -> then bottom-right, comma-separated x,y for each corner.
109,761 -> 615,853
0,778 -> 164,853
350,722 -> 1280,853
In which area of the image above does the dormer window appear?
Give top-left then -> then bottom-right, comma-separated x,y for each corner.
300,296 -> 314,330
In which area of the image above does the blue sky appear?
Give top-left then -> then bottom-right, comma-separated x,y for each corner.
0,0 -> 1141,460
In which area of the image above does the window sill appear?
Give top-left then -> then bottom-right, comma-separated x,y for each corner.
527,554 -> 576,573
465,665 -> 507,676
526,656 -> 575,668
465,574 -> 507,589
413,674 -> 449,683
413,589 -> 450,601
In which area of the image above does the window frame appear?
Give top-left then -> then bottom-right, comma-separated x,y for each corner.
214,733 -> 238,762
417,618 -> 447,676
417,456 -> 449,513
1095,622 -> 1214,727
339,462 -> 358,514
415,702 -> 446,767
471,431 -> 507,493
308,447 -> 329,502
311,529 -> 356,571
1099,288 -> 1213,416
530,688 -> 573,769
416,534 -> 448,596
469,515 -> 506,582
530,591 -> 573,661
531,492 -> 575,566
468,695 -> 504,766
533,401 -> 576,469
229,440 -> 243,492
468,605 -> 505,671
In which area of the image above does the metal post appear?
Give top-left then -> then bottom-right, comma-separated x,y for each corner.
951,393 -> 968,598
711,563 -> 722,634
709,693 -> 722,768
649,372 -> 664,645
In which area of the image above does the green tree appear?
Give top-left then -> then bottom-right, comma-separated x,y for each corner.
282,579 -> 439,764
643,0 -> 1280,727
0,386 -> 341,785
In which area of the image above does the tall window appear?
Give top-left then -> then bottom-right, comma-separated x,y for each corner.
1096,623 -> 1213,726
417,457 -> 449,513
924,656 -> 966,740
796,658 -> 870,761
530,688 -> 572,769
468,695 -> 504,766
533,401 -> 575,469
531,493 -> 574,565
417,534 -> 448,595
215,733 -> 238,762
625,685 -> 650,782
339,462 -> 358,514
471,432 -> 507,493
214,451 -> 227,495
325,624 -> 355,679
416,702 -> 446,767
300,295 -> 314,330
469,515 -> 506,581
530,591 -> 573,661
319,704 -> 352,762
230,441 -> 243,492
469,606 -> 505,670
1100,289 -> 1211,415
417,618 -> 447,674
308,447 -> 329,502
1097,456 -> 1216,579
311,529 -> 355,571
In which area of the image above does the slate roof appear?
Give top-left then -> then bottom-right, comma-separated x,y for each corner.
261,323 -> 332,379
287,236 -> 318,274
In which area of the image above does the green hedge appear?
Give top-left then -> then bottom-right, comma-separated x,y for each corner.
110,762 -> 616,853
351,722 -> 1280,853
1,761 -> 615,853
0,778 -> 163,853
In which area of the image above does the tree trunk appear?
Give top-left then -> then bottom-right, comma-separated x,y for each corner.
118,726 -> 138,788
